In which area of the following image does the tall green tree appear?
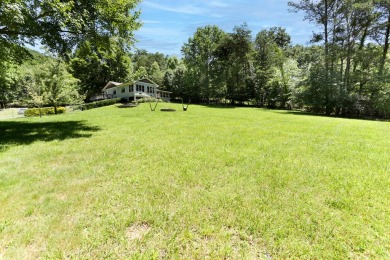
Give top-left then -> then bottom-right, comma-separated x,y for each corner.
20,58 -> 82,112
254,27 -> 292,107
0,60 -> 18,106
41,60 -> 82,112
167,56 -> 179,70
2,48 -> 52,105
288,0 -> 339,77
172,64 -> 190,100
376,0 -> 390,76
213,24 -> 254,105
289,0 -> 390,117
0,43 -> 32,104
149,61 -> 163,85
182,25 -> 226,102
70,40 -> 133,98
163,69 -> 175,91
133,51 -> 168,76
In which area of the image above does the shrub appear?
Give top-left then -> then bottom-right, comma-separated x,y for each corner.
56,107 -> 66,114
25,107 -> 66,117
119,98 -> 128,103
137,98 -> 162,103
81,98 -> 121,111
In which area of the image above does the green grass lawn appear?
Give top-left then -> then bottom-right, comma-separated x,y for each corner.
1,104 -> 389,259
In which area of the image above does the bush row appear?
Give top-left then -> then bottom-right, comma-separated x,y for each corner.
137,98 -> 163,103
25,107 -> 66,117
79,98 -> 121,110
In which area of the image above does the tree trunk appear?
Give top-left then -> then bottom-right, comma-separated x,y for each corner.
324,0 -> 330,78
344,10 -> 354,93
353,20 -> 371,73
380,11 -> 390,76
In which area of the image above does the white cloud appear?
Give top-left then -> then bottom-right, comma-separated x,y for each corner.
134,34 -> 182,55
139,27 -> 181,37
143,20 -> 161,24
143,2 -> 206,15
208,0 -> 230,8
210,13 -> 226,18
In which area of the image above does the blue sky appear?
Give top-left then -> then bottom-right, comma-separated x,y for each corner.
134,0 -> 317,56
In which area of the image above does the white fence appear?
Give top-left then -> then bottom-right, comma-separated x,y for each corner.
0,108 -> 27,120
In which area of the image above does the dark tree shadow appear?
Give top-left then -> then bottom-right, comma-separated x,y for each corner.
277,110 -> 390,122
0,120 -> 101,152
199,104 -> 237,109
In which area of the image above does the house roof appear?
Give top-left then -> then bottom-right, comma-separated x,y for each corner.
137,78 -> 158,85
102,81 -> 124,91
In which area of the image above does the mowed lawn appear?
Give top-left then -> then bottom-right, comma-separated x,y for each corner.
0,104 -> 389,259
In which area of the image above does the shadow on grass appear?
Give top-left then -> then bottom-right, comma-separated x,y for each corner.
198,104 -> 237,109
275,110 -> 390,122
0,120 -> 101,152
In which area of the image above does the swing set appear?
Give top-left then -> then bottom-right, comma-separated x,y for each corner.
181,98 -> 191,111
148,98 -> 160,111
147,97 -> 191,112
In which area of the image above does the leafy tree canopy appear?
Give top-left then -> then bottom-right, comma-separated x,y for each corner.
0,0 -> 142,56
70,39 -> 133,98
17,57 -> 83,110
182,25 -> 226,101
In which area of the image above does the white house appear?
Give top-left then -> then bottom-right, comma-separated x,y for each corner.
100,78 -> 171,102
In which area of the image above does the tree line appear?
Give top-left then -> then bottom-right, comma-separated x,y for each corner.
1,0 -> 389,118
171,0 -> 390,118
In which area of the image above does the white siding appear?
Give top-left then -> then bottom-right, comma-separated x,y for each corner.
104,80 -> 170,102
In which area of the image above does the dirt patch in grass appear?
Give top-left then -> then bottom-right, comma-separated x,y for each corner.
126,223 -> 151,241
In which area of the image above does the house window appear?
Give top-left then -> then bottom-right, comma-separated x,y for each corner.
113,90 -> 117,95
136,84 -> 145,92
121,88 -> 125,93
129,86 -> 132,92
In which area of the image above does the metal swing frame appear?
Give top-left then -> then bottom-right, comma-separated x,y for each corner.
148,98 -> 160,111
181,98 -> 191,111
